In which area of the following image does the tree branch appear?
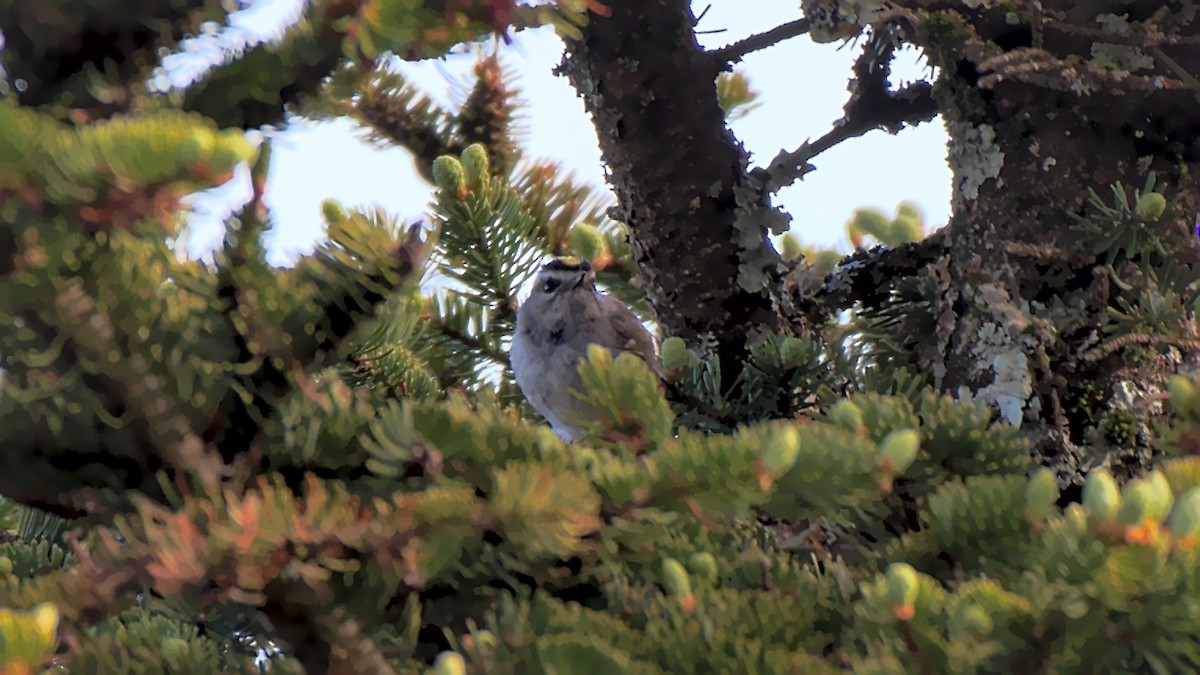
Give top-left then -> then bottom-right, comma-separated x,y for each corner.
753,29 -> 939,193
793,232 -> 949,323
709,18 -> 811,68
181,0 -> 364,129
206,174 -> 431,462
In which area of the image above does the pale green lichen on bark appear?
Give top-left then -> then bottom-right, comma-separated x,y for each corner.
1090,12 -> 1160,72
1091,44 -> 1155,72
957,320 -> 1036,427
952,283 -> 1039,428
947,121 -> 1004,205
731,183 -> 789,294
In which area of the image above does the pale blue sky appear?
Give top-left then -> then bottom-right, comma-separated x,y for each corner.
180,0 -> 952,267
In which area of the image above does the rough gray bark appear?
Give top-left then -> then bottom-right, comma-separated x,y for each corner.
872,0 -> 1200,483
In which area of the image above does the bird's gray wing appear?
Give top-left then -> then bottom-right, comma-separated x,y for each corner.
602,295 -> 662,378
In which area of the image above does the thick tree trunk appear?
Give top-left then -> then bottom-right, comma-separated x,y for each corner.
896,1 -> 1200,482
558,0 -> 790,382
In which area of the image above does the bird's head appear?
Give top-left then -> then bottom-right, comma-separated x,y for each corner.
532,256 -> 596,299
520,256 -> 598,320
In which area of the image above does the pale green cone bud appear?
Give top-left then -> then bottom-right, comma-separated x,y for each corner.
780,232 -> 804,260
848,207 -> 890,244
885,563 -> 919,619
879,429 -> 920,475
1168,486 -> 1200,539
1082,469 -> 1120,523
1116,472 -> 1173,527
432,156 -> 466,194
1168,376 -> 1199,417
1135,192 -> 1167,221
762,426 -> 801,477
320,198 -> 347,225
779,336 -> 810,369
432,651 -> 466,675
659,336 -> 689,382
687,552 -> 719,584
1025,467 -> 1060,520
829,400 -> 865,435
896,201 -> 922,221
570,223 -> 610,264
661,558 -> 693,599
890,214 -> 924,243
460,143 -> 489,188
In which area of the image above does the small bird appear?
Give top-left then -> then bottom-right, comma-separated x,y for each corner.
509,257 -> 660,442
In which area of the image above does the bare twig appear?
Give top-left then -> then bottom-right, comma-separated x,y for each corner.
794,232 -> 949,322
709,18 -> 811,68
977,47 -> 1194,93
753,29 -> 938,193
1082,332 -> 1200,364
1151,47 -> 1200,92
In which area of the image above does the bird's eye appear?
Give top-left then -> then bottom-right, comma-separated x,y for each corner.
541,278 -> 560,293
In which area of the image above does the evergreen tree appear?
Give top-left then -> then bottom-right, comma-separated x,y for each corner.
2,1 -> 1199,673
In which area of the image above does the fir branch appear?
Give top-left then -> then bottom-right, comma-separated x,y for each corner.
350,56 -> 522,184
181,0 -> 366,129
753,29 -> 937,193
207,151 -> 290,458
306,224 -> 433,361
664,380 -> 736,428
709,18 -> 811,68
432,176 -> 544,334
352,69 -> 457,184
315,606 -> 399,675
208,222 -> 431,458
510,159 -> 618,254
8,312 -> 156,518
48,282 -> 223,487
455,56 -> 522,178
5,283 -> 224,515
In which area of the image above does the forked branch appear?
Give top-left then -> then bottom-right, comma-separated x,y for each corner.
753,28 -> 938,193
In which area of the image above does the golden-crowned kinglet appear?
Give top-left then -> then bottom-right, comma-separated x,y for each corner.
510,257 -> 660,442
